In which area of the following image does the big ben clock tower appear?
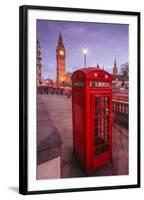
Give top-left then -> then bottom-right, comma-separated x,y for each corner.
56,32 -> 66,83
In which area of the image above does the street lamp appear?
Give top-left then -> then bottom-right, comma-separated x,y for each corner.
83,47 -> 88,68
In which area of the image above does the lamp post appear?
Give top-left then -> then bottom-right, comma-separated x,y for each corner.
83,47 -> 88,68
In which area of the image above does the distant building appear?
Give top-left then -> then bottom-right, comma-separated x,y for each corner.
37,39 -> 42,85
112,59 -> 128,91
56,32 -> 72,84
42,79 -> 53,86
65,72 -> 72,85
113,58 -> 118,75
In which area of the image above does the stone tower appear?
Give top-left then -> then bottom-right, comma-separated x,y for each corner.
113,58 -> 118,75
56,32 -> 66,83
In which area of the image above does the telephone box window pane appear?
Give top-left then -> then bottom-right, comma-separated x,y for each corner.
100,97 -> 104,106
94,128 -> 105,146
105,96 -> 110,107
95,97 -> 100,106
95,98 -> 99,106
98,130 -> 103,144
105,116 -> 110,126
95,118 -> 98,127
101,118 -> 104,137
104,125 -> 110,143
94,96 -> 111,157
105,108 -> 109,116
73,82 -> 84,87
95,144 -> 109,156
95,148 -> 100,156
95,118 -> 101,127
103,144 -> 109,152
94,128 -> 98,137
95,97 -> 105,107
106,134 -> 110,142
95,138 -> 101,146
98,118 -> 102,127
95,108 -> 105,117
100,109 -> 103,117
95,109 -> 98,116
105,125 -> 109,134
95,147 -> 102,156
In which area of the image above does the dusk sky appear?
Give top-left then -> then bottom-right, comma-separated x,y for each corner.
37,20 -> 128,80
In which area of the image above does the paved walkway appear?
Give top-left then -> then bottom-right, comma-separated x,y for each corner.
37,94 -> 128,178
37,96 -> 62,165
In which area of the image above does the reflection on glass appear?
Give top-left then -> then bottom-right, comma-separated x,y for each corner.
94,97 -> 110,157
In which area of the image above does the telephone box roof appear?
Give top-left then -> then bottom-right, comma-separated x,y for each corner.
71,67 -> 112,81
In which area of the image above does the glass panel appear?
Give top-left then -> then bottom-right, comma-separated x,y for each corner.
95,108 -> 100,117
105,96 -> 110,107
95,147 -> 101,156
100,97 -> 104,106
101,118 -> 104,134
105,116 -> 109,126
101,108 -> 105,117
103,144 -> 109,152
94,96 -> 110,157
105,125 -> 109,133
73,82 -> 84,87
95,97 -> 99,107
94,127 -> 98,137
95,145 -> 109,156
95,107 -> 105,117
95,97 -> 105,107
95,118 -> 102,128
94,128 -> 105,146
95,118 -> 98,127
95,137 -> 101,146
105,108 -> 109,116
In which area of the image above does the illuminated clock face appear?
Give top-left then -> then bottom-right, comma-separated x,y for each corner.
59,50 -> 64,56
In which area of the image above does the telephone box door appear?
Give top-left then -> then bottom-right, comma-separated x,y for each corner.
91,94 -> 112,171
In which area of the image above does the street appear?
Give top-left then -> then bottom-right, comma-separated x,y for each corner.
37,94 -> 128,178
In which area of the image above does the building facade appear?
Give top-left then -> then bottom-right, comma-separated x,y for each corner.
112,59 -> 128,91
37,39 -> 42,85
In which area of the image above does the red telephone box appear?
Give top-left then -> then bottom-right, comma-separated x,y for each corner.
71,67 -> 112,174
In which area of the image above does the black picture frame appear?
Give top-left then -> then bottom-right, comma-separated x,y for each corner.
19,5 -> 141,195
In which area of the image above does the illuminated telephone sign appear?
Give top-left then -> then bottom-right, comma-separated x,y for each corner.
71,67 -> 112,174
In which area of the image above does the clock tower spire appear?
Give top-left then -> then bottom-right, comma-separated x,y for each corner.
56,32 -> 66,83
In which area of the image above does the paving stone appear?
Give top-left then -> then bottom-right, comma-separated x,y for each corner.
37,94 -> 128,178
37,95 -> 62,166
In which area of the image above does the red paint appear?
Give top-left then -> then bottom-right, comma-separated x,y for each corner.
71,67 -> 112,174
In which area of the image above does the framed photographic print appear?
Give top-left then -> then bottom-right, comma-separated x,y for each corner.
19,5 -> 140,195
